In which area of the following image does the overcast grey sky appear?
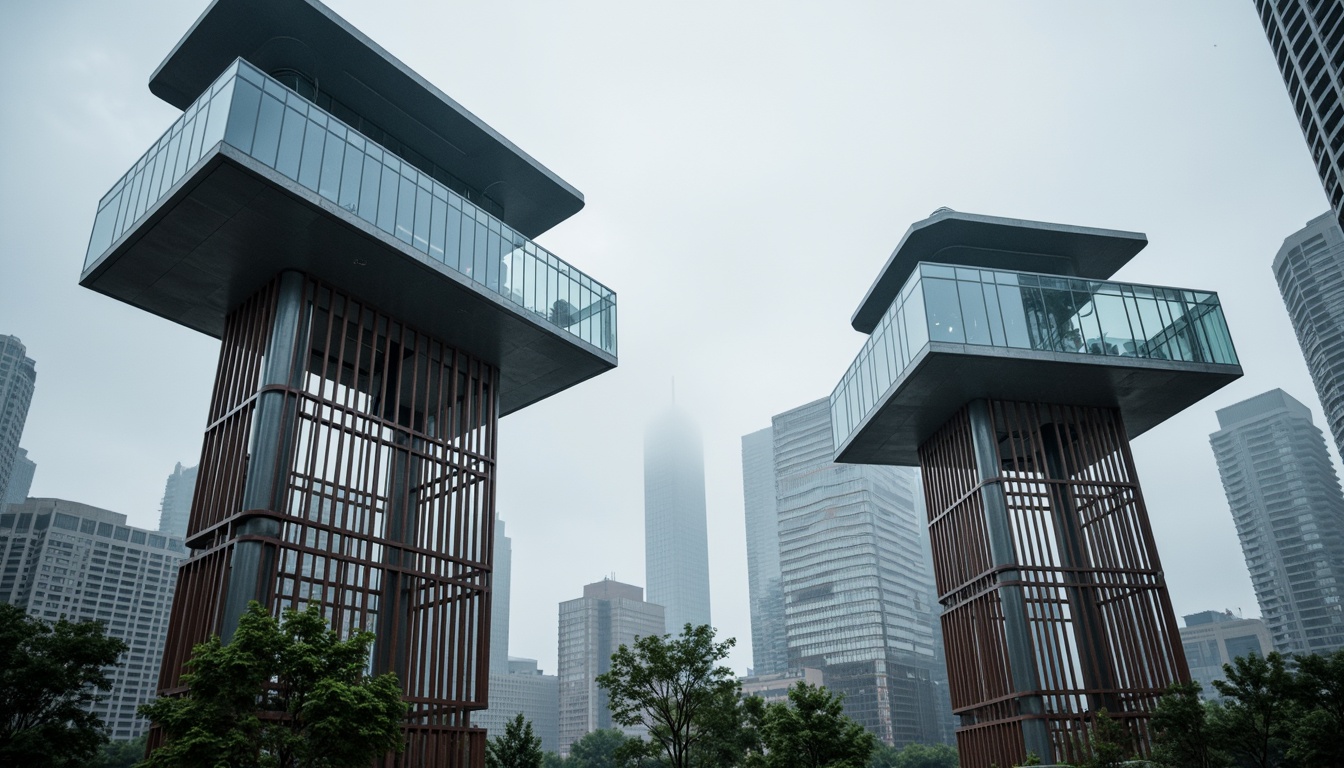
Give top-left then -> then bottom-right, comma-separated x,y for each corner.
0,0 -> 1334,677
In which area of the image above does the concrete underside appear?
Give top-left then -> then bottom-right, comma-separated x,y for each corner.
835,342 -> 1242,466
80,144 -> 615,416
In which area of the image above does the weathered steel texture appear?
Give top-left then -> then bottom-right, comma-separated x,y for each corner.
919,400 -> 1187,768
154,273 -> 498,767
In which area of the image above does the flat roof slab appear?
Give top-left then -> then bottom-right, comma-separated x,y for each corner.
852,210 -> 1147,333
151,0 -> 582,239
80,144 -> 614,416
835,343 -> 1242,466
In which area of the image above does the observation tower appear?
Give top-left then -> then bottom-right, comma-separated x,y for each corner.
79,0 -> 616,764
830,209 -> 1240,767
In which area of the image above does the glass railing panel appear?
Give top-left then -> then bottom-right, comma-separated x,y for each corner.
830,262 -> 1238,449
85,59 -> 616,357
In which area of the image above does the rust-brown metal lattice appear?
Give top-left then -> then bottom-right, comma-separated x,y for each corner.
153,273 -> 497,767
918,400 -> 1187,768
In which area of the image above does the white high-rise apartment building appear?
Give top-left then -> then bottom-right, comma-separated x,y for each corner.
1274,213 -> 1344,458
0,498 -> 186,739
644,406 -> 711,634
1254,1 -> 1344,227
556,579 -> 664,756
0,336 -> 36,507
1210,389 -> 1344,654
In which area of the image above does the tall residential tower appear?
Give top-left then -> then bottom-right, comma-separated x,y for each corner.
0,336 -> 36,505
1254,1 -> 1344,228
1210,389 -> 1344,655
0,499 -> 186,739
830,209 -> 1242,766
79,1 -> 616,762
1273,213 -> 1344,457
644,406 -> 711,633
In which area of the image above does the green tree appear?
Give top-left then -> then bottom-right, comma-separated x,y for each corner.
1210,651 -> 1297,768
0,602 -> 128,767
488,713 -> 544,768
542,752 -> 569,768
567,729 -> 631,768
869,741 -> 958,768
596,624 -> 741,768
1290,648 -> 1344,768
1149,680 -> 1227,768
93,736 -> 148,768
1078,709 -> 1132,768
140,601 -> 406,768
755,682 -> 875,768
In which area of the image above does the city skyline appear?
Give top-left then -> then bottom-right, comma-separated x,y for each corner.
1,1 -> 1340,677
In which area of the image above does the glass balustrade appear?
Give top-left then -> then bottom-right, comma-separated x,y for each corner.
85,59 -> 616,356
830,263 -> 1238,449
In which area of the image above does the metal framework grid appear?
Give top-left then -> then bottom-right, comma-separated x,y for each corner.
154,273 -> 499,767
918,400 -> 1187,768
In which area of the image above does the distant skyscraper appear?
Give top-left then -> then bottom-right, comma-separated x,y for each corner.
156,463 -> 198,539
0,498 -> 186,739
474,518 -> 559,750
644,406 -> 711,633
741,427 -> 788,676
557,579 -> 665,756
1211,389 -> 1344,655
769,399 -> 951,748
475,657 -> 560,753
0,336 -> 36,508
1274,213 -> 1344,456
3,447 -> 35,506
1254,2 -> 1344,228
1179,611 -> 1273,699
491,519 -> 513,675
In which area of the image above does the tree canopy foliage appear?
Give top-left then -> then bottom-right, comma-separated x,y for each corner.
1147,648 -> 1344,768
596,624 -> 742,768
488,713 -> 545,768
0,602 -> 127,768
140,601 -> 405,768
868,741 -> 958,768
752,682 -> 875,768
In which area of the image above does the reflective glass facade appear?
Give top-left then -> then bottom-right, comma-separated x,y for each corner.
770,399 -> 952,747
84,59 -> 616,356
831,263 -> 1239,449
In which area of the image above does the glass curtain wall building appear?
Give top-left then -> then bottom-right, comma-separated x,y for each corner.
769,399 -> 952,747
156,463 -> 198,540
1254,1 -> 1344,229
78,2 -> 616,764
1210,389 -> 1344,655
829,209 -> 1242,768
741,427 -> 789,676
0,336 -> 36,508
1274,213 -> 1344,458
644,406 -> 712,634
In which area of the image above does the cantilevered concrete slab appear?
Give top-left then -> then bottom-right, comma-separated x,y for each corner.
80,143 -> 613,416
151,0 -> 582,239
834,343 -> 1242,466
851,210 -> 1147,334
